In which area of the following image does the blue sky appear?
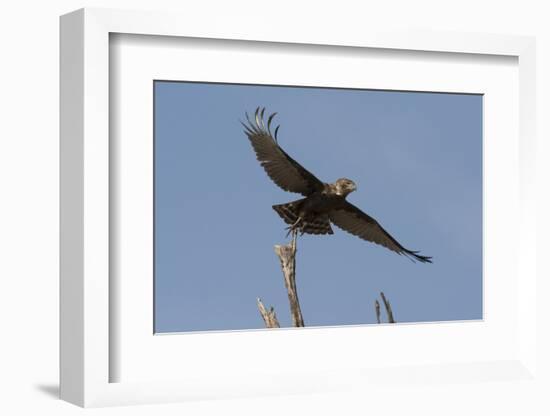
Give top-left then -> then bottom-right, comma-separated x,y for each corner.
154,81 -> 482,333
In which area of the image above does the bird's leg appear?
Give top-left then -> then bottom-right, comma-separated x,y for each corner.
285,217 -> 303,237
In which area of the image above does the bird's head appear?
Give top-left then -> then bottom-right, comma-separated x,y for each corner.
334,178 -> 357,197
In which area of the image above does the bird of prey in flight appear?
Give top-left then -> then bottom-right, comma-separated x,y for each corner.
242,107 -> 432,264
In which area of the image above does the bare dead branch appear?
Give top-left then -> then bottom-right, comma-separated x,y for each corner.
375,299 -> 381,324
379,291 -> 395,323
257,298 -> 280,328
274,231 -> 304,327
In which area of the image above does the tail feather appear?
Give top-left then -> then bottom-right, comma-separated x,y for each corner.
273,202 -> 299,225
302,216 -> 334,235
272,201 -> 333,235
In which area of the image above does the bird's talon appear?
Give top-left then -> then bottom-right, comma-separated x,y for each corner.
285,219 -> 303,238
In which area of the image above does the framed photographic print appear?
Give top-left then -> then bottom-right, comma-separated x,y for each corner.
152,80 -> 479,334
60,8 -> 538,408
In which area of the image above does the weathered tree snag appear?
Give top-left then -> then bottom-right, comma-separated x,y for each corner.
257,298 -> 280,328
256,231 -> 304,328
274,231 -> 304,327
379,291 -> 396,323
375,299 -> 381,324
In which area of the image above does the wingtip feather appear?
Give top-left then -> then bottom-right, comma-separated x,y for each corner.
406,250 -> 433,264
267,112 -> 277,134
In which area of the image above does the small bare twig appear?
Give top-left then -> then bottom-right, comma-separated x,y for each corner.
257,298 -> 280,328
274,231 -> 304,327
379,291 -> 396,323
375,299 -> 381,324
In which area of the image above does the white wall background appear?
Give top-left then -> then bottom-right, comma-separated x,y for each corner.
1,1 -> 548,415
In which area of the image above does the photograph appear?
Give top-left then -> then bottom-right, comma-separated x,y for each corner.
153,81 -> 483,333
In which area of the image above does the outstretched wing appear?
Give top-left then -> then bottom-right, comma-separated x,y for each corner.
329,201 -> 432,263
242,107 -> 324,196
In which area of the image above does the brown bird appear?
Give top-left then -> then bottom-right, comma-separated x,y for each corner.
242,107 -> 432,263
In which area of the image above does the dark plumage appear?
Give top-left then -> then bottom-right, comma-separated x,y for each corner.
242,107 -> 432,264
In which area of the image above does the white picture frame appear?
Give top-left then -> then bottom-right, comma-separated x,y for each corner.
60,7 -> 537,408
